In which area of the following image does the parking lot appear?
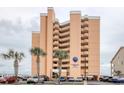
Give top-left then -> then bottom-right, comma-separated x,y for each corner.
0,80 -> 123,85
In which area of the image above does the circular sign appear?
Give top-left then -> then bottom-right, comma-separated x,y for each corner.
73,57 -> 78,62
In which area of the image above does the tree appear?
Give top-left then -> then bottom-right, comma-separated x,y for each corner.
30,47 -> 46,83
53,50 -> 69,84
1,49 -> 24,79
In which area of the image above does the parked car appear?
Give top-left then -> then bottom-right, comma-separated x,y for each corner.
99,76 -> 110,82
17,76 -> 27,81
59,77 -> 66,82
111,77 -> 124,83
87,75 -> 94,81
27,76 -> 44,84
67,76 -> 75,82
111,77 -> 120,83
0,77 -> 6,84
4,76 -> 16,84
75,77 -> 83,82
40,75 -> 49,81
107,77 -> 113,82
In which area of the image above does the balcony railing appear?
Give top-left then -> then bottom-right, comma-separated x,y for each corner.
81,50 -> 89,57
81,63 -> 88,67
59,37 -> 70,42
59,31 -> 70,37
53,47 -> 59,50
81,39 -> 88,46
53,58 -> 59,61
60,26 -> 70,33
59,43 -> 70,47
53,41 -> 59,45
81,35 -> 88,40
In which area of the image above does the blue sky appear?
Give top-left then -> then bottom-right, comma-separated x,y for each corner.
0,7 -> 123,76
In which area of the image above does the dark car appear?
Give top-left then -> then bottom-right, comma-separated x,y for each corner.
111,77 -> 124,83
107,77 -> 113,82
40,75 -> 49,81
17,76 -> 27,81
59,77 -> 66,82
99,76 -> 109,82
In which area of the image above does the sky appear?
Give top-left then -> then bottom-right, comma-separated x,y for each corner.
0,7 -> 123,76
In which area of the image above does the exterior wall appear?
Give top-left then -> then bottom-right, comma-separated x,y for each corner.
40,15 -> 47,75
70,12 -> 81,78
46,8 -> 55,79
88,19 -> 100,78
32,33 -> 40,75
32,8 -> 100,79
111,47 -> 124,77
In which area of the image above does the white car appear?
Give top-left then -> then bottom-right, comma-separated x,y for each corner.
27,76 -> 44,84
75,77 -> 83,82
67,76 -> 75,82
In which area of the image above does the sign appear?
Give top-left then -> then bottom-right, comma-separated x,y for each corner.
72,56 -> 78,62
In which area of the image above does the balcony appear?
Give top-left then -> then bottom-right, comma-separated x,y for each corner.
53,58 -> 59,61
53,47 -> 59,50
53,36 -> 59,41
81,46 -> 88,51
81,57 -> 88,61
61,48 -> 70,51
59,31 -> 70,37
81,63 -> 88,67
81,35 -> 88,40
81,39 -> 88,46
62,64 -> 69,68
62,59 -> 70,62
60,26 -> 70,33
59,34 -> 70,39
53,41 -> 59,45
81,27 -> 88,34
81,50 -> 88,57
53,24 -> 60,30
84,17 -> 88,21
81,69 -> 88,73
53,63 -> 58,67
59,37 -> 70,42
59,43 -> 69,47
53,30 -> 59,36
81,33 -> 88,37
81,20 -> 88,28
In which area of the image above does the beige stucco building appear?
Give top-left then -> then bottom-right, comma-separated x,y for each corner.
32,7 -> 100,79
111,47 -> 124,77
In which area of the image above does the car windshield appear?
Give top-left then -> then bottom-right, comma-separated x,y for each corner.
33,76 -> 37,78
60,77 -> 64,79
77,77 -> 82,79
69,77 -> 74,79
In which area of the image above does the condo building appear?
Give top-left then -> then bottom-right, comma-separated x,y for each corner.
32,7 -> 100,79
111,47 -> 124,77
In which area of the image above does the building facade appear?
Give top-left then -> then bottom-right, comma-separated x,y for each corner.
32,7 -> 100,79
111,47 -> 124,77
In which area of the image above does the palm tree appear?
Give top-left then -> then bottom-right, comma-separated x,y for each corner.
53,50 -> 69,84
1,49 -> 24,79
30,47 -> 46,83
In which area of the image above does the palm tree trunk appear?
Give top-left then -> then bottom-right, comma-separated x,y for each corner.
14,60 -> 18,82
37,56 -> 40,83
58,59 -> 62,84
